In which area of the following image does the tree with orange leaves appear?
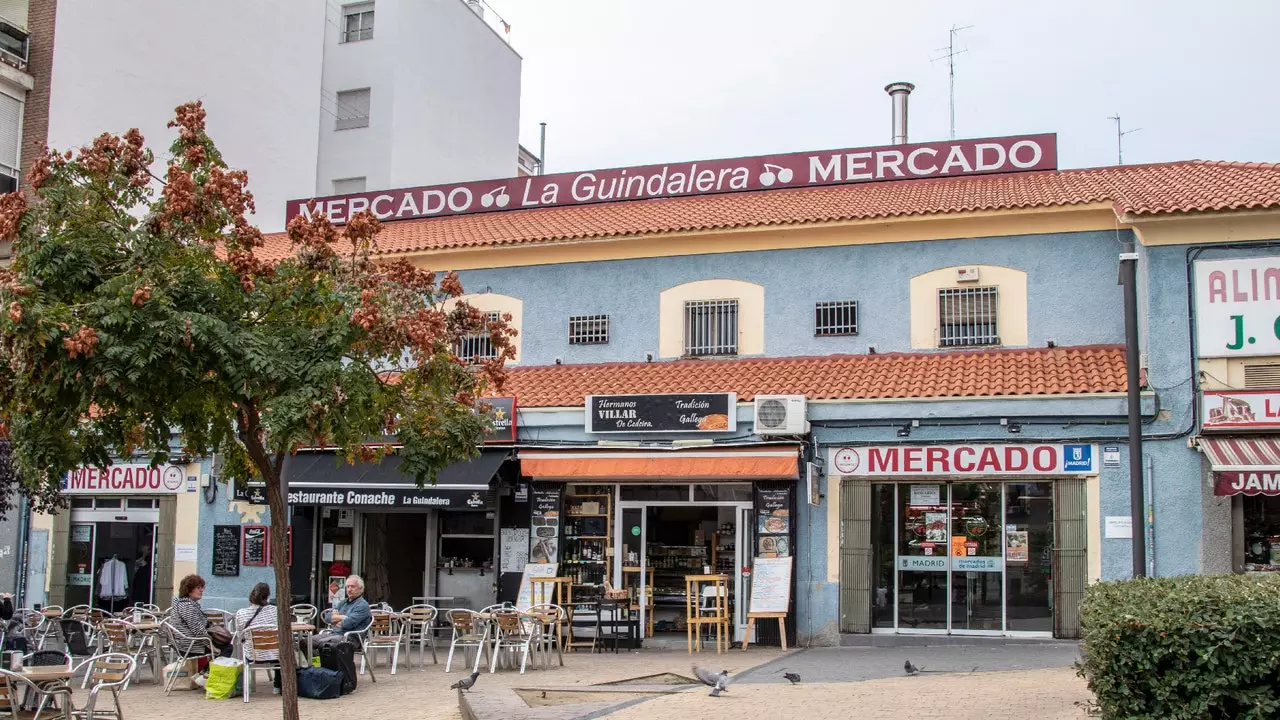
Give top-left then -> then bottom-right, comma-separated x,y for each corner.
0,103 -> 514,717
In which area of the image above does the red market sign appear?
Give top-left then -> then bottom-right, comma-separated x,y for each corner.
286,134 -> 1057,226
1202,390 -> 1280,431
1215,471 -> 1280,496
62,463 -> 188,494
826,443 -> 1097,477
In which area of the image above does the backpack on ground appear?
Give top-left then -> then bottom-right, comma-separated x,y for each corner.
296,667 -> 343,700
312,634 -> 357,695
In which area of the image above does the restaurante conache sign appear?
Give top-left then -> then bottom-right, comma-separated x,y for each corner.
286,134 -> 1057,226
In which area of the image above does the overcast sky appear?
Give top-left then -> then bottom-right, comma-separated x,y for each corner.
493,0 -> 1280,174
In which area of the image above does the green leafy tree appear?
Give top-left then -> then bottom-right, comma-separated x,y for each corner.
0,103 -> 514,718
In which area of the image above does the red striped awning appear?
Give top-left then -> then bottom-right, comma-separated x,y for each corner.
1199,437 -> 1280,496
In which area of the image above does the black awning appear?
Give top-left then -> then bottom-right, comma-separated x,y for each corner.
279,449 -> 510,508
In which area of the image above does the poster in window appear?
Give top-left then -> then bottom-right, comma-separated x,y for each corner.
242,526 -> 268,567
1006,531 -> 1029,563
924,512 -> 948,543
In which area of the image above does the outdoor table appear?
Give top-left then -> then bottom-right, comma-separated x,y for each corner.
292,623 -> 315,664
20,665 -> 72,712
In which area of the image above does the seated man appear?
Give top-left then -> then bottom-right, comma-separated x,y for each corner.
329,575 -> 372,636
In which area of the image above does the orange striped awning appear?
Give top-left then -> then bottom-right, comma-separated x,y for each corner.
518,447 -> 800,481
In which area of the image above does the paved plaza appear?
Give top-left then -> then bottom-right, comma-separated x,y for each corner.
112,643 -> 1089,719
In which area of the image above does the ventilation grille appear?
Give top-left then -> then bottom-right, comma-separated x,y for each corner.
1244,364 -> 1280,389
815,301 -> 859,336
756,398 -> 789,429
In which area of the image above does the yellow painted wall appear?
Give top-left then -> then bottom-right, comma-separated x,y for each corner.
444,292 -> 524,363
173,470 -> 200,584
1087,475 -> 1102,584
908,265 -> 1028,349
827,476 -> 840,583
658,279 -> 764,359
1131,211 -> 1280,247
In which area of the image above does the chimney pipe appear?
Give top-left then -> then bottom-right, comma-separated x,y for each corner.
885,82 -> 914,145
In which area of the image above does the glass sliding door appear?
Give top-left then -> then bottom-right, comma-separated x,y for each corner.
949,483 -> 1003,633
874,481 -> 1054,636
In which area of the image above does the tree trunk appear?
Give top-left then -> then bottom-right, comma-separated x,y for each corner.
263,459 -> 300,720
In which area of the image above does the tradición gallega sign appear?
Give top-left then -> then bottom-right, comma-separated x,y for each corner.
286,134 -> 1057,226
1194,257 -> 1280,358
827,443 -> 1097,476
585,393 -> 737,433
1202,390 -> 1280,430
62,463 -> 188,494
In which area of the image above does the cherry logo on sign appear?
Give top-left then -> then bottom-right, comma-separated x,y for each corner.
162,466 -> 184,491
758,164 -> 793,187
480,186 -> 510,208
832,447 -> 861,475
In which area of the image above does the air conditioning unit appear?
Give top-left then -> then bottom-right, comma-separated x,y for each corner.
753,395 -> 809,435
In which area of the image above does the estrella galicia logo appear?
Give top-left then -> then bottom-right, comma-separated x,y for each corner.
1063,444 -> 1093,472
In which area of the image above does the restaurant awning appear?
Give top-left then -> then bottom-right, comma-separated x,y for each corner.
280,448 -> 510,507
1199,437 -> 1280,496
518,446 -> 800,482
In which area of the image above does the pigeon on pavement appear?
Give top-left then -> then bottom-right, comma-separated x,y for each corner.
782,672 -> 801,684
904,660 -> 923,676
693,666 -> 731,697
450,671 -> 480,692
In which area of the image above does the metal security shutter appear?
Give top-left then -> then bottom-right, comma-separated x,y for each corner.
153,496 -> 176,610
839,479 -> 872,633
1053,478 -> 1087,639
0,92 -> 20,170
47,510 -> 71,607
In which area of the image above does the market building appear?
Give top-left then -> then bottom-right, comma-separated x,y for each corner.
199,88 -> 1280,643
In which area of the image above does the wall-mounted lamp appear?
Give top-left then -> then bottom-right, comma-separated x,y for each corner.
896,424 -> 911,438
1006,423 -> 1022,435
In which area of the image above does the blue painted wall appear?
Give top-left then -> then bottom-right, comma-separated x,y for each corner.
196,463 -> 276,611
455,230 -> 1128,366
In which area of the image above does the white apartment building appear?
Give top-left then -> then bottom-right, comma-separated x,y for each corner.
0,0 -> 30,195
45,0 -> 522,232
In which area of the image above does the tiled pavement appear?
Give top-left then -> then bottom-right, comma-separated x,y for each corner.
113,643 -> 1089,719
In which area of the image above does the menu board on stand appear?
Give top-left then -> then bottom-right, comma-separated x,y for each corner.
743,556 -> 792,651
515,563 -> 559,611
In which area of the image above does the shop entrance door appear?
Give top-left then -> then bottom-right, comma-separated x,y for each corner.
884,481 -> 1053,636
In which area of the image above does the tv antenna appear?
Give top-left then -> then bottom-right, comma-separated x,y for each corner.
932,24 -> 973,140
1107,114 -> 1142,165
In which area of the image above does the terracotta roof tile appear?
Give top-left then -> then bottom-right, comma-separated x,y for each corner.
497,345 -> 1127,408
261,160 -> 1280,260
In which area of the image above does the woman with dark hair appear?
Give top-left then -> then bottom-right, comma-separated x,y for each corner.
170,574 -> 232,658
234,583 -> 281,693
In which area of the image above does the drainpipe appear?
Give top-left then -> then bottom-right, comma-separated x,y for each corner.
1119,246 -> 1146,577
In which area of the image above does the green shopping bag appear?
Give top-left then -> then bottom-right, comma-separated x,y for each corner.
205,658 -> 243,700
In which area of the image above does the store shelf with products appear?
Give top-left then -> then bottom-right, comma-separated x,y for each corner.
565,492 -> 613,601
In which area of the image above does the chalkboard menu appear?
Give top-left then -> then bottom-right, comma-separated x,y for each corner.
242,525 -> 268,567
212,525 -> 240,577
528,485 -> 561,565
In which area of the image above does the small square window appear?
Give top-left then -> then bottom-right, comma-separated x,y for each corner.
568,315 -> 609,345
332,177 -> 366,195
342,3 -> 374,43
815,301 -> 858,336
334,88 -> 371,130
455,312 -> 500,362
938,286 -> 999,347
683,299 -> 738,356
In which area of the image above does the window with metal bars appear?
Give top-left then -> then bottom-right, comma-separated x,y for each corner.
568,315 -> 609,345
342,3 -> 375,42
683,299 -> 738,356
814,301 -> 859,336
938,286 -> 999,347
454,312 -> 500,362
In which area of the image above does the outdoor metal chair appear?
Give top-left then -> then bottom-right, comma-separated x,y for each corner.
69,653 -> 135,720
361,611 -> 405,675
526,603 -> 566,669
399,604 -> 438,667
489,611 -> 536,674
203,609 -> 231,629
289,604 -> 318,626
341,618 -> 377,683
33,607 -> 64,650
0,667 -> 71,720
22,650 -> 70,719
443,609 -> 489,674
241,627 -> 283,703
159,620 -> 213,695
97,621 -> 158,689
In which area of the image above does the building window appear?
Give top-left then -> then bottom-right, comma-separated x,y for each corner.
455,312 -> 500,362
332,177 -> 366,195
568,315 -> 609,345
938,286 -> 999,347
815,301 -> 858,336
0,19 -> 28,70
334,88 -> 371,130
684,299 -> 738,356
342,3 -> 374,43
